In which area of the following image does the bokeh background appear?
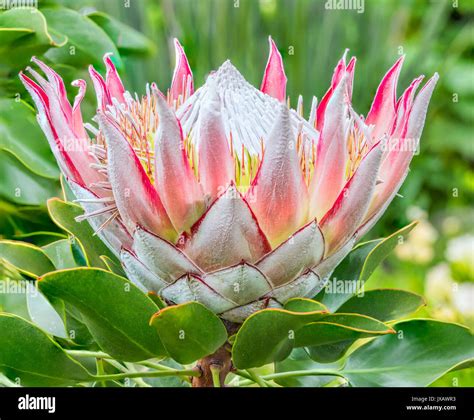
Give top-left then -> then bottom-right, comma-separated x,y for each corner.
0,0 -> 473,385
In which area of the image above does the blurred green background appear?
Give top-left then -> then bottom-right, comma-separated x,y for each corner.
0,0 -> 473,385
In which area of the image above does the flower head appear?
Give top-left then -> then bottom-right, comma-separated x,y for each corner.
20,37 -> 438,322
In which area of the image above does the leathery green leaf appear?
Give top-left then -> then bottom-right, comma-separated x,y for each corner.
150,302 -> 227,365
0,240 -> 55,277
0,313 -> 91,386
341,319 -> 474,387
38,268 -> 166,362
316,222 -> 417,311
47,198 -> 117,269
232,298 -> 328,369
336,289 -> 425,322
296,313 -> 395,363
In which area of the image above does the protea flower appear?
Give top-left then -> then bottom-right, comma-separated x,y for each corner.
20,37 -> 438,322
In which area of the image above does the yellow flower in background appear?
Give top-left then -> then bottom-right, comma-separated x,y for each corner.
396,208 -> 438,264
446,234 -> 474,282
425,263 -> 457,322
425,263 -> 454,303
453,283 -> 474,318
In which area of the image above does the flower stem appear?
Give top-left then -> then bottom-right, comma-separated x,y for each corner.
91,368 -> 200,382
105,360 -> 151,387
263,369 -> 345,381
138,361 -> 192,383
96,358 -> 107,387
245,369 -> 268,387
210,365 -> 222,388
66,350 -> 195,385
191,346 -> 232,387
137,361 -> 177,371
233,370 -> 276,387
66,350 -> 112,359
234,369 -> 344,387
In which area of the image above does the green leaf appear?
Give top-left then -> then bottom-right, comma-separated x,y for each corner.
59,173 -> 76,202
316,222 -> 417,311
47,198 -> 117,269
26,282 -> 68,339
0,313 -> 91,386
275,348 -> 342,387
430,367 -> 474,387
0,27 -> 33,44
38,268 -> 166,362
100,255 -> 125,277
341,319 -> 474,387
13,230 -> 66,244
284,297 -> 328,313
147,292 -> 166,310
87,11 -> 155,56
0,203 -> 63,242
41,8 -> 122,70
150,302 -> 227,365
336,289 -> 425,322
0,150 -> 60,205
42,239 -> 79,270
0,240 -> 55,277
296,314 -> 395,363
232,299 -> 328,369
0,8 -> 66,73
0,99 -> 58,179
59,302 -> 96,347
144,359 -> 190,388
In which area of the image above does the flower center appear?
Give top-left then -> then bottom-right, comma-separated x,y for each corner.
94,61 -> 367,196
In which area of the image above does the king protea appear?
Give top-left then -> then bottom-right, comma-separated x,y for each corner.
20,37 -> 438,322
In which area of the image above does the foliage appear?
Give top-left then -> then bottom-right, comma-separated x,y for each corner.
1,220 -> 473,387
0,0 -> 472,387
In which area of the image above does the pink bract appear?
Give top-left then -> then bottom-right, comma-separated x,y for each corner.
20,37 -> 438,322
